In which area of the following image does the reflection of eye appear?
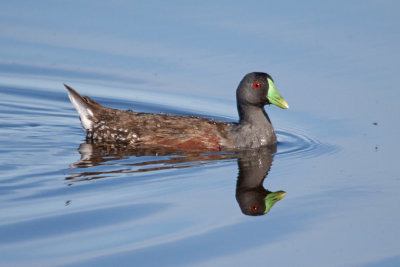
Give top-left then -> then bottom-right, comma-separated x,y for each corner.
253,82 -> 261,89
251,204 -> 259,212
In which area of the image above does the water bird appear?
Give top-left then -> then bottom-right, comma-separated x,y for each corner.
66,72 -> 289,151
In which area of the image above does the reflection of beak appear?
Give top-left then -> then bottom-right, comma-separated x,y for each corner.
264,190 -> 286,214
267,78 -> 289,109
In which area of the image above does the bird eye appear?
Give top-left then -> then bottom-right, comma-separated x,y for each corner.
251,204 -> 259,212
253,82 -> 261,89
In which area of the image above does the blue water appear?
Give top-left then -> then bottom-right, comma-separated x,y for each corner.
1,1 -> 400,266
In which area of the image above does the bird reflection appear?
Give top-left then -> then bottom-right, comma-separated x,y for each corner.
67,143 -> 285,216
235,147 -> 286,216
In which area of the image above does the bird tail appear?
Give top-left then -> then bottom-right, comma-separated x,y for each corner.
65,84 -> 100,132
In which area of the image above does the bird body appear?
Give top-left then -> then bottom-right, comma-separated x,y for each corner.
66,72 -> 288,151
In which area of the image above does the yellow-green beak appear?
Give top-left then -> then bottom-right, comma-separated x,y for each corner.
267,78 -> 289,109
264,190 -> 286,214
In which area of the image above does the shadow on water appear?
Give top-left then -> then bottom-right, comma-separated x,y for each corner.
67,142 -> 285,216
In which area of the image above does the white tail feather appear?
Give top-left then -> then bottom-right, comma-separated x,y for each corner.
68,92 -> 94,131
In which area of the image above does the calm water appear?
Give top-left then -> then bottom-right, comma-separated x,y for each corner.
1,1 -> 400,266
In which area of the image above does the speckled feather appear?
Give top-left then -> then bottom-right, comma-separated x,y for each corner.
66,85 -> 235,151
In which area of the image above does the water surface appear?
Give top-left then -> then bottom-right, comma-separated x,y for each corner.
1,1 -> 400,266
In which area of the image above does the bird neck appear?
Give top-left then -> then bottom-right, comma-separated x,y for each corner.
237,103 -> 272,126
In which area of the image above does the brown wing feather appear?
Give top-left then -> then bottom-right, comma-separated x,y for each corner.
86,101 -> 232,151
66,84 -> 234,151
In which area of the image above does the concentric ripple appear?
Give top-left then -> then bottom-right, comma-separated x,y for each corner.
275,129 -> 339,160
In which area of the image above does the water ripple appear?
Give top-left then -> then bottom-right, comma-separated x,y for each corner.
276,129 -> 339,160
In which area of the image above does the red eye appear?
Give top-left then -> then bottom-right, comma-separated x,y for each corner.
253,82 -> 261,89
251,204 -> 259,212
